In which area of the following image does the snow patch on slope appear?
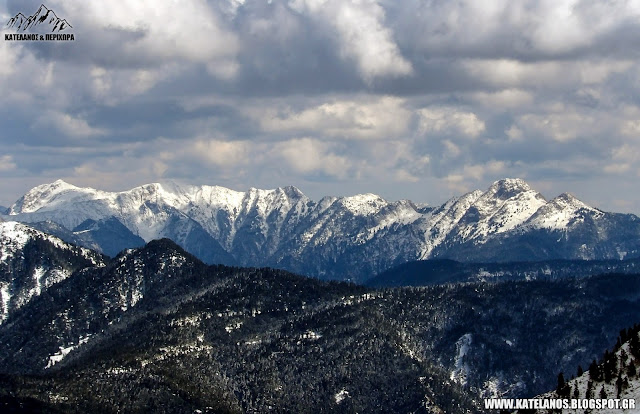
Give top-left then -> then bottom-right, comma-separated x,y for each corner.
46,334 -> 92,369
334,389 -> 349,404
450,333 -> 473,386
0,283 -> 10,323
0,221 -> 31,262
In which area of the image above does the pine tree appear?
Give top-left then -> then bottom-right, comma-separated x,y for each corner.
556,372 -> 571,397
603,350 -> 617,383
557,372 -> 565,393
621,349 -> 628,364
616,373 -> 623,398
628,362 -> 636,378
589,359 -> 601,381
621,328 -> 629,345
585,380 -> 593,399
630,331 -> 640,358
599,386 -> 607,399
577,365 -> 583,377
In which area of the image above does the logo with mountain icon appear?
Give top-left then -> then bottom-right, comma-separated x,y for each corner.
6,4 -> 72,32
4,4 -> 75,41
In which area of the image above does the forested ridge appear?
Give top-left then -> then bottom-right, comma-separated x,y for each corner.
1,238 -> 640,413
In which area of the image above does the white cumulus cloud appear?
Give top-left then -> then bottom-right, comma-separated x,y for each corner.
289,0 -> 412,81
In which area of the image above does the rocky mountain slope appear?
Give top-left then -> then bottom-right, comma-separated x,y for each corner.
4,178 -> 640,282
0,220 -> 105,324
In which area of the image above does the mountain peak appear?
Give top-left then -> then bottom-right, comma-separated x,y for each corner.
492,177 -> 530,187
144,237 -> 188,252
523,191 -> 603,232
9,180 -> 84,214
51,178 -> 76,188
549,192 -> 592,210
339,193 -> 386,215
486,178 -> 533,198
35,179 -> 82,194
556,192 -> 577,201
280,185 -> 306,199
112,238 -> 204,282
115,238 -> 193,259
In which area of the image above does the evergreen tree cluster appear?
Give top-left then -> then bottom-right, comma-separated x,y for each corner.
541,322 -> 640,410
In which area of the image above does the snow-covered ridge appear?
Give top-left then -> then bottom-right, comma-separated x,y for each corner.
11,180 -> 304,216
0,221 -> 104,323
7,180 -> 312,241
1,221 -> 103,265
4,178 -> 637,280
339,193 -> 386,216
414,181 -> 549,257
523,192 -> 604,231
0,221 -> 31,263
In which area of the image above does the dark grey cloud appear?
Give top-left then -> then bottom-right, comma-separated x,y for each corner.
1,0 -> 640,213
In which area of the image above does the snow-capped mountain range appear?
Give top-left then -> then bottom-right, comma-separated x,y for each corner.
3,178 -> 640,281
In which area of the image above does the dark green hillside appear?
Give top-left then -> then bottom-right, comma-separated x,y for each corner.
368,257 -> 640,287
2,239 -> 640,412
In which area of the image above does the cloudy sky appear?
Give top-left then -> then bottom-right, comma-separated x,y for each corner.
1,0 -> 640,213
